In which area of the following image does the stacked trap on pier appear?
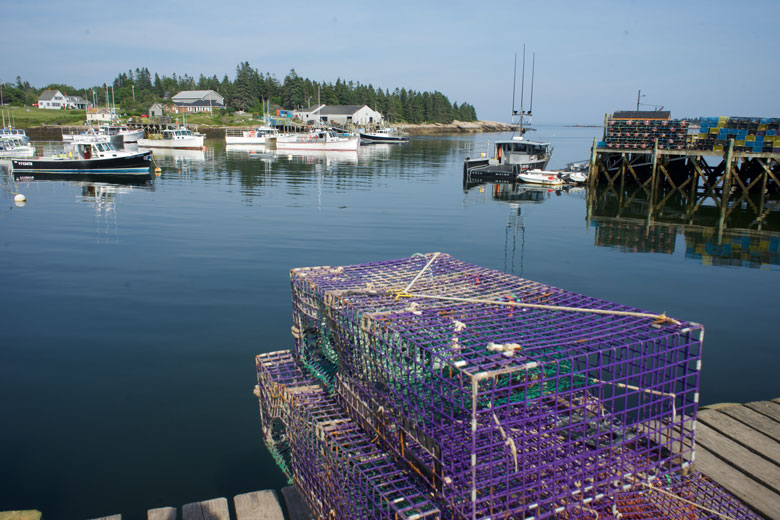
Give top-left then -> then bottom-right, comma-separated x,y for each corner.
256,253 -> 758,519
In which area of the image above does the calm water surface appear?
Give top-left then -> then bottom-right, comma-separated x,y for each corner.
1,126 -> 777,518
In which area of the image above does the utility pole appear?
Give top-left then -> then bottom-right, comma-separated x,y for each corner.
132,84 -> 135,102
636,90 -> 642,111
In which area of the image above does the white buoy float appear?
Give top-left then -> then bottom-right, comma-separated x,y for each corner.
14,193 -> 26,207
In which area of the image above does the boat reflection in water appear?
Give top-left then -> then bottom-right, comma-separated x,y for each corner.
463,180 -> 571,275
282,149 -> 358,167
588,183 -> 780,269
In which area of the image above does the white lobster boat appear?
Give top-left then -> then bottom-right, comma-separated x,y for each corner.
225,126 -> 280,145
0,136 -> 35,158
275,129 -> 359,152
98,124 -> 145,144
138,127 -> 205,150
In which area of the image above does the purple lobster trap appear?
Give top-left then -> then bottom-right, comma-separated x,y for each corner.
288,253 -> 703,519
256,350 -> 441,520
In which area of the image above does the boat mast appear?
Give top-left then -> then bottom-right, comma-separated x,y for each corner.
512,53 -> 517,118
520,44 -> 526,123
529,53 -> 535,120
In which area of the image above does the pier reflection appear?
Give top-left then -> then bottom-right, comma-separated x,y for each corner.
587,183 -> 780,268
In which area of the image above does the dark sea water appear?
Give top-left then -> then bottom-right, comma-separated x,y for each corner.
0,126 -> 777,519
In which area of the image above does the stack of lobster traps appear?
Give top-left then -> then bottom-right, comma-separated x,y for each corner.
255,252 -> 761,519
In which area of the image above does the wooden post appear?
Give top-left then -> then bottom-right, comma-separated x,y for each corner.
757,159 -> 769,231
717,139 -> 735,245
588,137 -> 598,188
648,139 -> 659,225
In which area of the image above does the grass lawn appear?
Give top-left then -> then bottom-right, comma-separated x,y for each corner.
2,106 -> 87,128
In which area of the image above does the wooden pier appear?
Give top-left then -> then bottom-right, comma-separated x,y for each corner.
587,139 -> 780,247
84,485 -> 312,520
693,399 -> 780,519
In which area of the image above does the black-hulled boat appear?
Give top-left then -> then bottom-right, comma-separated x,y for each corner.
359,127 -> 409,144
10,141 -> 152,176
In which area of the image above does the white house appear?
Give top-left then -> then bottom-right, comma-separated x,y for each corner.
171,90 -> 224,113
294,104 -> 383,126
65,95 -> 89,110
38,90 -> 91,110
38,89 -> 67,109
86,108 -> 115,123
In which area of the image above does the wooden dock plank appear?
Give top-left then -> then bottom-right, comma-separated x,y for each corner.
148,507 -> 177,520
694,443 -> 780,520
695,420 -> 780,494
88,516 -> 121,520
233,490 -> 284,520
182,498 -> 229,520
698,408 -> 780,463
720,405 -> 780,443
0,513 -> 42,520
746,400 -> 780,423
280,486 -> 313,520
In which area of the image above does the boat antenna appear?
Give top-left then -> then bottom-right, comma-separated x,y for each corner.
529,52 -> 535,117
512,53 -> 517,116
520,44 -> 526,117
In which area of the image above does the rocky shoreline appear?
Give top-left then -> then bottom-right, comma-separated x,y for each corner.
396,120 -> 518,135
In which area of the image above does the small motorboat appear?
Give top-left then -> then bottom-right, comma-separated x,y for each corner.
562,170 -> 588,184
10,141 -> 152,176
517,169 -> 564,186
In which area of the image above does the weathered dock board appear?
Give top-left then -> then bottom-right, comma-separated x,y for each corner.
182,498 -> 229,520
696,399 -> 780,519
233,490 -> 284,520
0,512 -> 42,520
280,486 -> 313,520
88,516 -> 121,520
148,506 -> 177,520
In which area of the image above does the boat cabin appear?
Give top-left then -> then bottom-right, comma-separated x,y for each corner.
163,129 -> 195,140
76,141 -> 118,159
494,137 -> 552,165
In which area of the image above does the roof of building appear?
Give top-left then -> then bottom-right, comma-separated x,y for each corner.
296,104 -> 325,113
38,89 -> 62,101
613,110 -> 671,120
88,108 -> 113,113
319,104 -> 369,115
172,90 -> 223,101
173,99 -> 224,107
67,95 -> 86,102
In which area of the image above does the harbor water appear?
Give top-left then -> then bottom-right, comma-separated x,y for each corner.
0,126 -> 777,519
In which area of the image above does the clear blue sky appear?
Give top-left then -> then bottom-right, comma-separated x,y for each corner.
3,0 -> 778,124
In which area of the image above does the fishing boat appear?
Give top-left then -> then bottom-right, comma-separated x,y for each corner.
97,124 -> 145,144
10,141 -> 151,176
137,127 -> 205,150
359,126 -> 409,144
0,127 -> 30,144
463,49 -> 552,183
0,136 -> 35,158
276,129 -> 359,152
464,136 -> 553,182
62,127 -> 123,147
225,126 -> 280,145
517,169 -> 564,186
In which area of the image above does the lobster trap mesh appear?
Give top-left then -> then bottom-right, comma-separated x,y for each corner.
288,253 -> 703,519
256,350 -> 441,520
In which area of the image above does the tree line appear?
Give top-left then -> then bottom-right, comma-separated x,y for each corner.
2,62 -> 478,123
